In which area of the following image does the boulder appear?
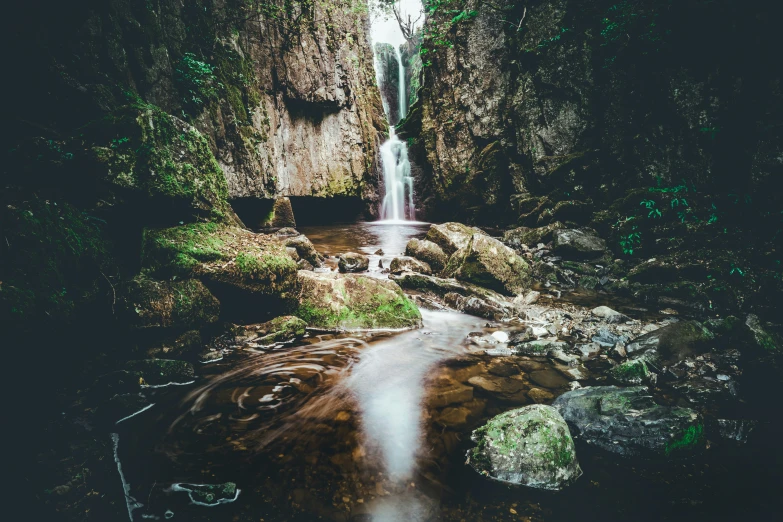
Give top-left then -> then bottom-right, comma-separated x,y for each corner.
443,234 -> 531,295
389,256 -> 432,275
405,238 -> 449,272
443,292 -> 506,320
553,386 -> 705,458
245,315 -> 307,345
425,222 -> 485,255
269,197 -> 297,228
466,405 -> 582,490
295,271 -> 421,331
626,320 -> 714,363
280,233 -> 323,267
610,359 -> 651,384
141,223 -> 299,297
502,222 -> 565,249
118,275 -> 220,331
551,229 -> 607,259
338,252 -> 370,273
390,273 -> 514,314
591,306 -> 629,324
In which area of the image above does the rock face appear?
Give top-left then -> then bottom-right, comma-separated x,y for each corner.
554,386 -> 705,457
467,404 -> 582,490
405,238 -> 449,272
443,234 -> 531,295
10,0 -> 385,209
338,252 -> 370,273
552,229 -> 607,259
295,271 -> 421,331
425,222 -> 485,256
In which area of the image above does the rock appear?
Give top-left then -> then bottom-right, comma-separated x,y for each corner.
626,320 -> 714,363
715,419 -> 757,444
389,256 -> 432,275
443,234 -> 531,296
273,227 -> 300,238
297,259 -> 314,271
295,271 -> 421,331
198,350 -> 223,363
487,358 -> 519,377
374,249 -> 384,255
142,224 -> 299,297
610,359 -> 650,384
435,406 -> 470,428
338,252 -> 369,273
529,369 -> 570,389
466,405 -> 582,490
745,314 -> 781,353
125,359 -> 195,386
576,342 -> 602,358
502,222 -> 566,249
281,233 -> 323,267
268,197 -> 297,228
405,238 -> 449,273
391,273 -> 514,315
118,275 -> 220,331
425,222 -> 485,256
491,331 -> 510,343
248,315 -> 307,345
171,482 -> 239,506
551,229 -> 607,260
553,386 -> 705,458
429,380 -> 474,407
444,292 -> 506,321
557,367 -> 587,381
508,327 -> 534,344
515,340 -> 569,356
591,327 -> 628,348
527,388 -> 555,403
96,393 -> 153,426
516,290 -> 540,305
591,306 -> 629,324
468,375 -> 527,402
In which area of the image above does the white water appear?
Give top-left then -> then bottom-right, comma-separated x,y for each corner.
379,129 -> 415,221
395,45 -> 407,122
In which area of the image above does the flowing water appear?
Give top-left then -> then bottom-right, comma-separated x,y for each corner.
109,223 -> 778,522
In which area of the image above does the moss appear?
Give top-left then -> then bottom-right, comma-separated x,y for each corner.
665,423 -> 704,455
119,275 -> 219,330
611,359 -> 650,384
1,198 -> 115,323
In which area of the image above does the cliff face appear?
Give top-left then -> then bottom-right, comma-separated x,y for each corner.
405,0 -> 783,225
7,0 -> 386,207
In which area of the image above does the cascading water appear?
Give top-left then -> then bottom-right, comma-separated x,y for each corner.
371,2 -> 421,222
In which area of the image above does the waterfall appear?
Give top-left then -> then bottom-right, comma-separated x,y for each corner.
379,128 -> 415,221
395,46 -> 407,122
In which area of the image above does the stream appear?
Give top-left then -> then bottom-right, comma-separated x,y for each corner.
110,222 -> 778,522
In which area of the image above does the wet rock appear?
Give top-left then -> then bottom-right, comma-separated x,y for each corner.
515,340 -> 569,356
591,306 -> 629,324
443,234 -> 531,296
405,238 -> 449,273
610,359 -> 650,385
487,358 -> 520,377
118,275 -> 220,331
576,342 -> 602,358
198,350 -> 223,363
444,292 -> 506,321
125,359 -> 195,386
295,271 -> 421,331
392,273 -> 513,315
517,360 -> 546,372
527,388 -> 555,403
338,252 -> 370,273
435,406 -> 470,428
389,256 -> 432,275
502,222 -> 566,249
468,375 -> 526,402
171,482 -> 239,506
552,229 -> 607,260
745,314 -> 781,353
529,369 -> 570,389
429,380 -> 474,407
297,259 -> 315,271
626,320 -> 714,362
557,367 -> 587,381
282,233 -> 324,267
550,349 -> 579,366
553,386 -> 705,458
425,222 -> 486,256
248,315 -> 307,345
467,405 -> 582,490
515,290 -> 541,306
508,327 -> 534,344
592,327 -> 628,348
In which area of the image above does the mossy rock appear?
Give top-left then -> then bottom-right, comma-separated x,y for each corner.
125,359 -> 195,386
610,359 -> 650,385
141,223 -> 298,297
502,222 -> 565,249
443,234 -> 531,296
1,198 -> 115,325
87,104 -> 239,225
467,404 -> 582,490
425,222 -> 486,256
295,271 -> 422,331
118,275 -> 219,330
405,238 -> 449,272
249,315 -> 307,345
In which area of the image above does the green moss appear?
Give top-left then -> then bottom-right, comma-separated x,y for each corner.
665,423 -> 704,455
611,359 -> 650,384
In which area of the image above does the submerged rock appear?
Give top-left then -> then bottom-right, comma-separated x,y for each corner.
337,252 -> 370,273
553,386 -> 705,458
295,271 -> 421,331
425,222 -> 485,255
443,234 -> 531,295
405,238 -> 449,273
551,229 -> 607,259
467,404 -> 582,490
125,359 -> 195,386
389,256 -> 432,275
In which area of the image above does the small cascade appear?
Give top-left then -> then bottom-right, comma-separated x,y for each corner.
394,45 -> 407,122
379,128 -> 415,221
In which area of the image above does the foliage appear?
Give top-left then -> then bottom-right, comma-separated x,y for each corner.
175,53 -> 221,113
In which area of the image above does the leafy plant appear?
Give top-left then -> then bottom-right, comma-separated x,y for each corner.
176,53 -> 221,113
